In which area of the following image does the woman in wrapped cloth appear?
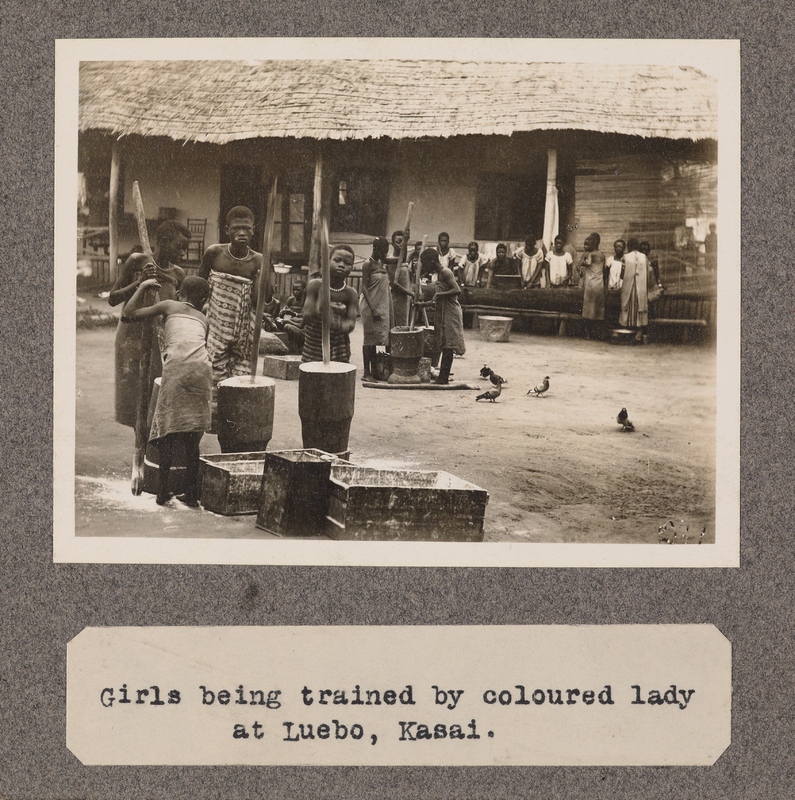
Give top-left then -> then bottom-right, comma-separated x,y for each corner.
300,245 -> 359,363
359,237 -> 394,381
620,238 -> 651,344
198,206 -> 263,384
419,248 -> 466,384
108,221 -> 190,427
577,232 -> 607,340
122,275 -> 212,508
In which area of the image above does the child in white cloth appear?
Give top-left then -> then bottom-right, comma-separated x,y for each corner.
546,235 -> 574,287
123,275 -> 212,507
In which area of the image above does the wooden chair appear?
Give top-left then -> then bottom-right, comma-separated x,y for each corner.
186,218 -> 207,262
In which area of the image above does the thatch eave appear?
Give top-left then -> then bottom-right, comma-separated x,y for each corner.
79,59 -> 718,144
80,122 -> 717,147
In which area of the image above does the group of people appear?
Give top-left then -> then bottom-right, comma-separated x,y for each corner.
111,206 -> 279,506
406,230 -> 665,342
580,234 -> 663,343
261,229 -> 464,385
402,232 -> 566,291
359,233 -> 464,384
108,208 -> 462,508
109,204 -> 665,508
109,216 -> 211,507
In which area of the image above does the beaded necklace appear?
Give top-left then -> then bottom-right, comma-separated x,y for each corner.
226,243 -> 251,261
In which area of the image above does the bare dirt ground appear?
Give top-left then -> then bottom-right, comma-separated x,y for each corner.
73,300 -> 716,544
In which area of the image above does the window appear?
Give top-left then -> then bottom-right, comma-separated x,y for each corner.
474,173 -> 546,241
330,169 -> 391,236
219,164 -> 392,263
220,165 -> 312,261
272,187 -> 310,259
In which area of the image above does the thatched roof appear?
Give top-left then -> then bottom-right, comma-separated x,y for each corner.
79,60 -> 717,144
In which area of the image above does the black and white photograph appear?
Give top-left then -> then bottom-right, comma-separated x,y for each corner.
55,37 -> 739,566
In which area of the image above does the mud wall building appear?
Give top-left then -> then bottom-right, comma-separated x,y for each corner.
77,59 -> 718,290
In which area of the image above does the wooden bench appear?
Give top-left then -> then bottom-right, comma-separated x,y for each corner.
468,306 -> 709,342
466,305 -> 582,336
462,285 -> 715,344
649,317 -> 709,344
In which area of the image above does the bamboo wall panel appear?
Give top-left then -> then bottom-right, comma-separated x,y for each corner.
575,156 -> 717,247
574,155 -> 717,286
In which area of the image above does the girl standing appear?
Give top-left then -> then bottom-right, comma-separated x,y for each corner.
122,275 -> 212,507
300,245 -> 359,364
420,249 -> 466,384
359,237 -> 394,381
620,238 -> 650,343
577,233 -> 607,340
546,235 -> 574,287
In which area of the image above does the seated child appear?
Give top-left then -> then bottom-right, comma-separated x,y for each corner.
279,280 -> 306,322
260,285 -> 281,332
122,275 -> 212,508
279,280 -> 307,353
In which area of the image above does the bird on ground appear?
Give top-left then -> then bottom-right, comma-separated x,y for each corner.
476,381 -> 503,402
480,364 -> 506,387
528,376 -> 550,397
617,407 -> 635,432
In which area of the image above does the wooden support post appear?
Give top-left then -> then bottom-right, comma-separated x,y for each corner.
309,152 -> 323,279
108,139 -> 120,284
542,148 -> 558,251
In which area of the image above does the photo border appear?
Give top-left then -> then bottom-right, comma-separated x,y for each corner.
55,37 -> 740,567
